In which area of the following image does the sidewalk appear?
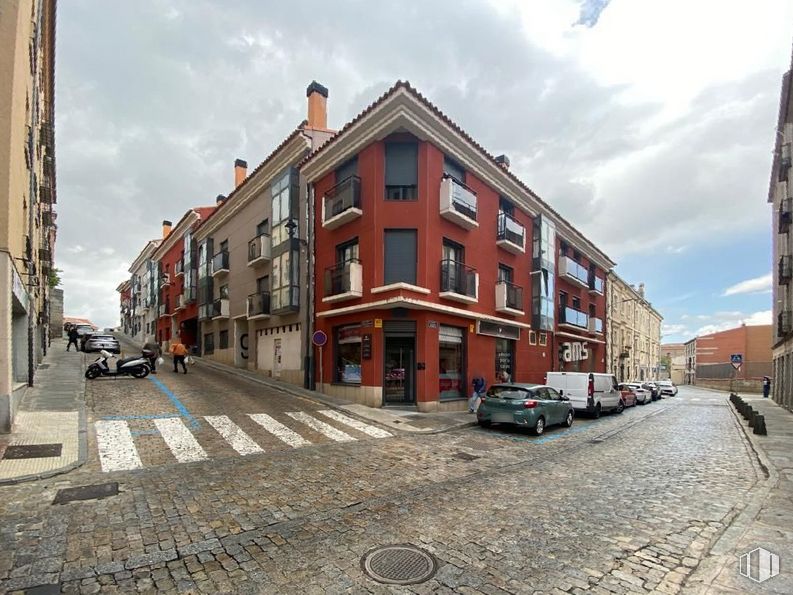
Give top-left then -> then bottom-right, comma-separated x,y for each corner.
0,338 -> 87,484
685,393 -> 793,593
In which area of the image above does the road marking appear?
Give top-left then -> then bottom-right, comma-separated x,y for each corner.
148,376 -> 199,429
249,414 -> 311,448
317,410 -> 392,438
95,420 -> 143,472
204,415 -> 264,456
154,418 -> 208,463
286,411 -> 357,442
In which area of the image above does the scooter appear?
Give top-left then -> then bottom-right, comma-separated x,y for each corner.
85,350 -> 151,380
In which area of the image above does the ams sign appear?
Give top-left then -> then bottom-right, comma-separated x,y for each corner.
560,342 -> 588,362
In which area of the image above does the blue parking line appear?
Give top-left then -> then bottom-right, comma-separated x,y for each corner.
147,376 -> 200,429
101,413 -> 179,421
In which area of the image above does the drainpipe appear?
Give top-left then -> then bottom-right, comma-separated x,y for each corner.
303,182 -> 315,390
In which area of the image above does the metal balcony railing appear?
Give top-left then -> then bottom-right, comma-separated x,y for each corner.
440,259 -> 478,299
589,316 -> 604,333
323,176 -> 361,225
779,255 -> 792,284
780,198 -> 792,234
589,274 -> 604,294
212,298 -> 229,318
496,280 -> 523,311
247,233 -> 271,264
212,251 -> 229,275
778,311 -> 792,337
559,255 -> 589,287
175,259 -> 185,277
560,306 -> 588,329
247,291 -> 271,318
497,212 -> 525,251
324,259 -> 362,298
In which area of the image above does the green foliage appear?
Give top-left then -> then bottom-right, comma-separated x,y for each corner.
48,267 -> 62,288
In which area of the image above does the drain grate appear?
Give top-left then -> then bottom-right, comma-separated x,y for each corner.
453,451 -> 481,461
53,482 -> 119,505
362,544 -> 437,585
2,444 -> 62,459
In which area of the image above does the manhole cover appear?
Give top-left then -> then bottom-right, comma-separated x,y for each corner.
53,482 -> 119,505
362,544 -> 437,585
3,444 -> 62,459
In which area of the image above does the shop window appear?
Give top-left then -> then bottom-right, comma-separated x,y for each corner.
495,338 -> 514,382
334,325 -> 362,384
219,330 -> 229,350
539,332 -> 547,347
529,330 -> 537,345
439,326 -> 464,400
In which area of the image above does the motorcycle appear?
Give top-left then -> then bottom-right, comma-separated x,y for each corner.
85,350 -> 151,380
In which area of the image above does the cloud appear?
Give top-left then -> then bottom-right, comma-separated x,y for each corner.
722,273 -> 772,296
695,310 -> 772,336
661,323 -> 688,337
574,0 -> 612,28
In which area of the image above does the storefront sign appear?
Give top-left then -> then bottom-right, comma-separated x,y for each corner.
361,334 -> 372,360
477,320 -> 520,340
427,320 -> 438,329
560,341 -> 588,362
374,318 -> 382,328
11,266 -> 28,313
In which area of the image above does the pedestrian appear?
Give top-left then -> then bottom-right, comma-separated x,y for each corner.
499,369 -> 511,383
142,337 -> 161,374
763,375 -> 771,399
469,374 -> 486,413
66,326 -> 79,351
170,338 -> 188,374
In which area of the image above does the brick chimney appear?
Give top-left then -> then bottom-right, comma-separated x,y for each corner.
306,81 -> 329,130
162,220 -> 172,238
234,159 -> 247,188
495,154 -> 510,169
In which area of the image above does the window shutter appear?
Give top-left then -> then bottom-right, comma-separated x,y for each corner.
443,157 -> 465,183
336,157 -> 358,183
385,143 -> 418,186
384,230 -> 417,285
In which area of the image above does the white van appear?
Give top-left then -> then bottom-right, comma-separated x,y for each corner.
545,371 -> 623,417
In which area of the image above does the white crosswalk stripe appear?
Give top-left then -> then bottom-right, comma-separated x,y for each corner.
154,418 -> 208,463
204,415 -> 264,455
286,411 -> 357,442
318,409 -> 393,438
249,413 -> 311,448
95,420 -> 143,472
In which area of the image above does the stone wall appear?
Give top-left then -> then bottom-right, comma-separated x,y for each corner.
695,379 -> 763,394
49,287 -> 63,338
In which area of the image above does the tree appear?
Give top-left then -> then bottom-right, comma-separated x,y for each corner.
48,267 -> 62,288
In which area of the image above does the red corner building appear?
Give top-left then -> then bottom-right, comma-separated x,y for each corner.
301,82 -> 615,411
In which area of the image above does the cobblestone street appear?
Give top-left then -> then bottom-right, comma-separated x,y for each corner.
0,369 -> 780,593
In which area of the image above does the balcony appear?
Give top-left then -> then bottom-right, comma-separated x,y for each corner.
589,274 -> 604,295
39,248 -> 51,263
183,285 -> 196,304
558,255 -> 589,289
247,233 -> 272,267
778,311 -> 792,337
559,306 -> 589,330
440,259 -> 479,304
323,259 -> 363,303
780,256 -> 792,285
161,273 -> 171,288
40,184 -> 53,204
212,251 -> 229,277
175,259 -> 185,278
212,298 -> 229,319
176,294 -> 186,311
247,292 -> 271,320
322,175 -> 362,230
496,212 -> 525,254
495,281 -> 524,315
41,210 -> 55,228
588,316 -> 604,334
779,198 -> 792,234
440,174 -> 478,230
158,304 -> 170,318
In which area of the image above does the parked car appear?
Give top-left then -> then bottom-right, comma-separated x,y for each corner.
618,384 -> 638,407
642,382 -> 660,400
83,334 -> 121,354
657,380 -> 678,396
545,372 -> 623,417
477,383 -> 574,435
74,324 -> 95,337
622,382 -> 651,405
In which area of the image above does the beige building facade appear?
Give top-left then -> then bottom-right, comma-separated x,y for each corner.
606,275 -> 662,382
661,342 -> 686,384
0,0 -> 58,432
128,241 -> 160,346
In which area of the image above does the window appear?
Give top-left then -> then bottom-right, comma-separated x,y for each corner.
589,304 -> 596,317
203,332 -> 214,354
336,238 -> 359,264
560,291 -> 568,309
573,249 -> 581,263
495,338 -> 514,381
559,241 -> 568,257
334,325 -> 362,384
572,296 -> 581,310
336,157 -> 358,183
219,329 -> 229,350
384,230 -> 417,285
385,142 -> 418,200
219,239 -> 228,253
443,156 -> 465,183
439,326 -> 464,400
498,264 -> 513,283
256,219 -> 269,236
256,275 -> 269,293
271,169 -> 296,245
529,330 -> 537,345
539,332 -> 547,346
271,250 -> 299,311
219,284 -> 229,299
499,196 -> 515,216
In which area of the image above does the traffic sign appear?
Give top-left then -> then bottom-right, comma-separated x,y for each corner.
312,330 -> 328,347
730,353 -> 743,370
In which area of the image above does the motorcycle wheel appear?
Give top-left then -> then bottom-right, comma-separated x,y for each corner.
131,365 -> 150,379
85,366 -> 101,380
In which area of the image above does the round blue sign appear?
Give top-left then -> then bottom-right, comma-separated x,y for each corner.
312,330 -> 328,347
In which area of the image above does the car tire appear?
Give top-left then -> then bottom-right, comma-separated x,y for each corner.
564,410 -> 574,428
593,404 -> 601,419
532,416 -> 545,435
615,400 -> 625,414
478,419 -> 491,428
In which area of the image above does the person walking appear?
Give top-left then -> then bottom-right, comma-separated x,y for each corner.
66,326 -> 79,351
469,374 -> 487,413
170,338 -> 188,374
763,375 -> 771,399
142,337 -> 161,374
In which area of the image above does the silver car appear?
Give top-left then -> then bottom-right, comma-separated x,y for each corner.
657,380 -> 678,396
84,334 -> 121,354
623,382 -> 651,405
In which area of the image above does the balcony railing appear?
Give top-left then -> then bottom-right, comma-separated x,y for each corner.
247,292 -> 271,319
323,259 -> 363,303
440,259 -> 479,303
780,256 -> 792,285
212,298 -> 229,319
588,316 -> 604,334
183,285 -> 196,303
778,311 -> 792,337
589,274 -> 604,295
161,273 -> 171,287
440,174 -> 478,230
176,294 -> 186,310
212,251 -> 229,277
41,211 -> 55,228
39,248 -> 51,262
322,175 -> 362,230
175,259 -> 185,277
495,281 -> 523,314
40,184 -> 53,204
496,212 -> 525,254
158,304 -> 169,318
558,255 -> 589,288
247,233 -> 272,266
559,306 -> 588,330
780,198 -> 792,234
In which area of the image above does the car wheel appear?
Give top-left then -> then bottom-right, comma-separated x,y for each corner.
532,416 -> 545,435
593,404 -> 601,419
478,419 -> 492,428
615,400 -> 625,414
131,366 -> 150,379
564,410 -> 574,427
84,366 -> 101,380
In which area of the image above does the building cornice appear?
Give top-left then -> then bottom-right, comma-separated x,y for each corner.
152,211 -> 201,260
128,240 -> 160,274
607,272 -> 663,320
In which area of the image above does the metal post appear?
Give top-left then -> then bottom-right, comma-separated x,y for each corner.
318,345 -> 323,395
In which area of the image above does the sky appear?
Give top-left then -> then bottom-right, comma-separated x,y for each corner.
54,0 -> 793,340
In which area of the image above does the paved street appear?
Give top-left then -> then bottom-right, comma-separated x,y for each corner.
0,370 -> 781,594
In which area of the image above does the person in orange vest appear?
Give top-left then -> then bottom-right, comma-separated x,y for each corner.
170,337 -> 189,374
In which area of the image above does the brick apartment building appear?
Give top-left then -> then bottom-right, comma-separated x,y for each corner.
692,324 -> 772,392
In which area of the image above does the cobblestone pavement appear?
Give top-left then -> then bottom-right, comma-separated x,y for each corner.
0,373 -> 776,594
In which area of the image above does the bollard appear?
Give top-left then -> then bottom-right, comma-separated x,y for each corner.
754,415 -> 767,435
749,411 -> 756,427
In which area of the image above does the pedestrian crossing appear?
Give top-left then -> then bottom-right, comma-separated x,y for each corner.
93,409 -> 393,473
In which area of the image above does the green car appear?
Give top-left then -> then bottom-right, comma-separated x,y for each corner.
477,383 -> 574,435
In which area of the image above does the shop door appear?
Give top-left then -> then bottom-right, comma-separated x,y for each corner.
384,337 -> 415,404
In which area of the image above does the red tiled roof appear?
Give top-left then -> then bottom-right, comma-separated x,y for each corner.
301,80 -> 615,267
